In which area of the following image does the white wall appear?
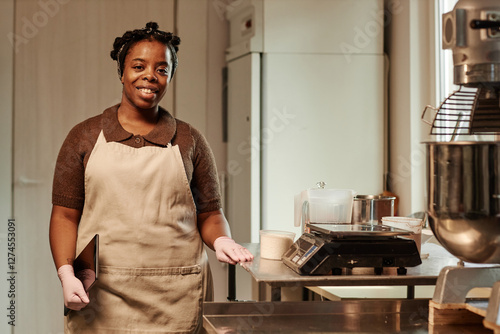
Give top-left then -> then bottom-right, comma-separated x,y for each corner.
0,1 -> 14,333
385,0 -> 436,216
176,0 -> 228,170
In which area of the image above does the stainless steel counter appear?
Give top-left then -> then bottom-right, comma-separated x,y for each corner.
202,299 -> 490,333
239,242 -> 460,301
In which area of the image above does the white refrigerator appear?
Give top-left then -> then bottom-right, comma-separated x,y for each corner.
225,0 -> 385,300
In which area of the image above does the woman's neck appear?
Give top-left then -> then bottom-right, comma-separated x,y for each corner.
117,102 -> 159,136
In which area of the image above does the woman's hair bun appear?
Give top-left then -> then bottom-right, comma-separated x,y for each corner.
145,22 -> 159,31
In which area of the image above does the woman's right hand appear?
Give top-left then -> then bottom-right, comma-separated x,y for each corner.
57,264 -> 90,311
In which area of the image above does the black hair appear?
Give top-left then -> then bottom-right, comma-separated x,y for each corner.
110,22 -> 181,79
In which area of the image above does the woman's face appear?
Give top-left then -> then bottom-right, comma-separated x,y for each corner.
120,39 -> 173,111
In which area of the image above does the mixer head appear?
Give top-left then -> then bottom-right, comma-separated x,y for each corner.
424,0 -> 500,136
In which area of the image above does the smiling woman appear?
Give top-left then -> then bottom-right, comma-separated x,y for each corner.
48,21 -> 253,334
118,39 -> 172,134
111,22 -> 179,134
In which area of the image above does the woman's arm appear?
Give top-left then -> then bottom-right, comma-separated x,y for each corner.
197,209 -> 253,264
49,205 -> 81,269
197,209 -> 231,250
49,205 -> 90,310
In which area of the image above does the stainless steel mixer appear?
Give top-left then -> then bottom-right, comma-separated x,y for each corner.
424,0 -> 500,330
423,0 -> 500,264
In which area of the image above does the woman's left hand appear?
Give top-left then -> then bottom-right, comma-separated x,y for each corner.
213,236 -> 254,265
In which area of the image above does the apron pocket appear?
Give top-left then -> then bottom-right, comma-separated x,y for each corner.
67,265 -> 203,333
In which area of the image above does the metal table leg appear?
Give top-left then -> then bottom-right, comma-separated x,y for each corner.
271,287 -> 281,301
227,264 -> 236,301
407,285 -> 415,299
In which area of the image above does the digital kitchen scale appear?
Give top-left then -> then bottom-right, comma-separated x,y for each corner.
282,223 -> 422,275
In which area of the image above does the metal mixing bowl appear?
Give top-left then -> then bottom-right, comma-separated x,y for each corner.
427,141 -> 500,263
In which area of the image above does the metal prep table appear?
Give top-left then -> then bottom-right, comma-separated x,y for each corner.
238,242 -> 460,301
203,299 -> 491,333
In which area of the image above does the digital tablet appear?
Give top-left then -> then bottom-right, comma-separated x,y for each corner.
64,234 -> 99,316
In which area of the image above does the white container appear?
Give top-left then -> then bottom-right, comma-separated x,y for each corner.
295,188 -> 356,230
260,230 -> 295,260
382,217 -> 423,254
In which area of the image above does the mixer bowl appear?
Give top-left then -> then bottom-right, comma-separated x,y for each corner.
427,141 -> 500,263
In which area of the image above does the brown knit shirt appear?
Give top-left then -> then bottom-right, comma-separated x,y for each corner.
52,105 -> 222,214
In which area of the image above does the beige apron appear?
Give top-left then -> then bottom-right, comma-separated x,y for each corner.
65,131 -> 212,334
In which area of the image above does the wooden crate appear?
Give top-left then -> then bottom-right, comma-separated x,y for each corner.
429,299 -> 497,334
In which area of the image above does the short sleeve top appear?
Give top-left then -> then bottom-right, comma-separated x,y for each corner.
52,105 -> 222,214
